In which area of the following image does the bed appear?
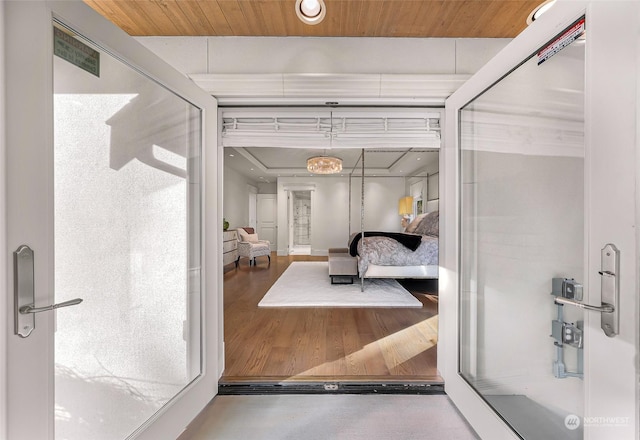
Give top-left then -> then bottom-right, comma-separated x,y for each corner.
348,211 -> 439,282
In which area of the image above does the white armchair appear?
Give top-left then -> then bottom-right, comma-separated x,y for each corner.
236,227 -> 271,266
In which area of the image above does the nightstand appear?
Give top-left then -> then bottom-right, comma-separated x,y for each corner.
222,230 -> 239,268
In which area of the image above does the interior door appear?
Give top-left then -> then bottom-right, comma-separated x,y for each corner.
257,194 -> 277,250
5,2 -> 220,439
442,2 -> 638,439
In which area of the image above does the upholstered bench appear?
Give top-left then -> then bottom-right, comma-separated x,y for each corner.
328,248 -> 358,284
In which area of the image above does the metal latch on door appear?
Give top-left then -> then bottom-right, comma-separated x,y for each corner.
551,243 -> 620,337
13,245 -> 83,338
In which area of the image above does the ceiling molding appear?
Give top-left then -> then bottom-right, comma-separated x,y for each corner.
190,73 -> 470,104
233,147 -> 269,173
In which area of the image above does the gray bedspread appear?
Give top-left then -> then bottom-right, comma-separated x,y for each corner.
356,235 -> 439,275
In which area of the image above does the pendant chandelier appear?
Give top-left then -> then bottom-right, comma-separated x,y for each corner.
307,155 -> 342,174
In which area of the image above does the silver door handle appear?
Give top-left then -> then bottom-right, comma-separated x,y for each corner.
19,298 -> 83,314
554,297 -> 614,313
552,244 -> 620,337
13,245 -> 83,338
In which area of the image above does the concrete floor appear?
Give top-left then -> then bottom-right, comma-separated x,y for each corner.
179,394 -> 480,440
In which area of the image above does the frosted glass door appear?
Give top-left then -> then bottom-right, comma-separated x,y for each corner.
53,23 -> 202,439
293,191 -> 311,246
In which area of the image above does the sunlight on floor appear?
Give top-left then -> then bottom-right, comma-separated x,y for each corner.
295,314 -> 438,376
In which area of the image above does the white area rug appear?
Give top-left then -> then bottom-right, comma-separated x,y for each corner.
258,261 -> 422,308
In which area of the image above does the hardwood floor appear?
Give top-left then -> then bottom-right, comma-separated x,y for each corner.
222,253 -> 441,384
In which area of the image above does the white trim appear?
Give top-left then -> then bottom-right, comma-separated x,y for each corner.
583,3 -> 638,439
190,73 -> 470,105
283,183 -> 317,192
0,1 -> 7,438
221,108 -> 442,149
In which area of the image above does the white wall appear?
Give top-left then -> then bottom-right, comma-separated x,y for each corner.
277,177 -> 349,255
223,165 -> 258,229
349,177 -> 406,234
406,158 -> 440,214
258,182 -> 277,194
137,36 -> 510,76
276,176 -> 405,256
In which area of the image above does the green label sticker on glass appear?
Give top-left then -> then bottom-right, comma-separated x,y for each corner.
54,27 -> 100,77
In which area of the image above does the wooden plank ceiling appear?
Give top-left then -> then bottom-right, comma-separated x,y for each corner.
83,0 -> 543,38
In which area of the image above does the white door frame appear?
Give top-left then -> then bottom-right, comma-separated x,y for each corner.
0,2 -> 7,435
288,192 -> 294,252
442,1 -> 638,438
248,186 -> 258,230
3,1 -> 221,439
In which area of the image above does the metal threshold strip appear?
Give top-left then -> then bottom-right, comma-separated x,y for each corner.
218,380 -> 445,396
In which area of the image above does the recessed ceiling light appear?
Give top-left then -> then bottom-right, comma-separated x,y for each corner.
527,0 -> 556,25
295,0 -> 326,25
250,168 -> 254,171
229,153 -> 234,157
417,157 -> 421,161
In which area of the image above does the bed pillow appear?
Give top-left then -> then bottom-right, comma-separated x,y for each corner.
413,211 -> 439,237
405,214 -> 427,234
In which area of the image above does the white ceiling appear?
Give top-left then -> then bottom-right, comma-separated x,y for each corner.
224,147 -> 439,184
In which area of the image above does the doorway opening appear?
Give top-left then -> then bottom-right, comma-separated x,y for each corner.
289,190 -> 312,255
221,110 -> 443,391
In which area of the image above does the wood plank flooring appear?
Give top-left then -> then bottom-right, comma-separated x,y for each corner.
222,254 -> 441,383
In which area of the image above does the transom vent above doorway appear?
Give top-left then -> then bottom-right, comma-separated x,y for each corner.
221,109 -> 442,149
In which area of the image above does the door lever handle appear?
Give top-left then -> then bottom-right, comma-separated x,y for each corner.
19,298 -> 83,314
13,245 -> 82,338
554,297 -> 614,313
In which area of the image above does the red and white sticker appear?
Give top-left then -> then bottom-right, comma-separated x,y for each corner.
538,18 -> 585,65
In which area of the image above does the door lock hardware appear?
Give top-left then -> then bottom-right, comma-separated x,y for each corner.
552,319 -> 583,349
550,244 -> 620,337
13,245 -> 83,338
551,277 -> 583,300
550,290 -> 584,379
